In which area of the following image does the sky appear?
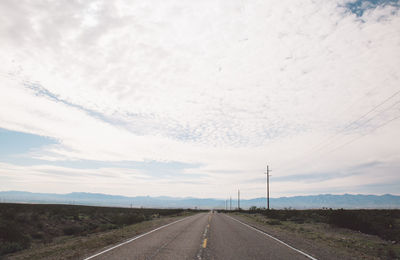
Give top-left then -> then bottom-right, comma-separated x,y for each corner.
0,0 -> 399,199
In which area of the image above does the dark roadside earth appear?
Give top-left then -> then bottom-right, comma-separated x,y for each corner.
3,214 -> 194,260
229,212 -> 400,260
0,203 -> 198,260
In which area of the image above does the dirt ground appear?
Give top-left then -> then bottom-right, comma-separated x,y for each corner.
231,212 -> 399,260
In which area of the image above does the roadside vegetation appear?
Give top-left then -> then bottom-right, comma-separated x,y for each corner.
224,208 -> 400,259
0,203 -> 196,258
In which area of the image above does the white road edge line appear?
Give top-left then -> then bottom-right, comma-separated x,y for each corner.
83,215 -> 193,260
225,214 -> 318,260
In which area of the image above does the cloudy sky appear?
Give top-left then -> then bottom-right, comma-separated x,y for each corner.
0,0 -> 399,199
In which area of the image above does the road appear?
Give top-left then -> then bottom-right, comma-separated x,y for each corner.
85,212 -> 315,260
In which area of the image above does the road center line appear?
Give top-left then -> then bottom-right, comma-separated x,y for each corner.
197,213 -> 211,260
83,215 -> 194,260
202,238 -> 208,248
224,214 -> 318,260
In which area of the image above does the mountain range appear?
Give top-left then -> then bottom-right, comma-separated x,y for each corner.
1,191 -> 399,209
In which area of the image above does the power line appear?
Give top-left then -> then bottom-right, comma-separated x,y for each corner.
325,113 -> 400,155
314,100 -> 400,157
281,90 -> 400,170
312,99 -> 400,157
312,89 -> 400,155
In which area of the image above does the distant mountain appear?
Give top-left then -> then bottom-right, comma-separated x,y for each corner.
0,191 -> 399,209
246,194 -> 400,209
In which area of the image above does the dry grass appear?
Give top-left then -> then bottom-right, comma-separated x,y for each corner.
6,213 -> 194,260
233,212 -> 400,260
0,203 -> 199,259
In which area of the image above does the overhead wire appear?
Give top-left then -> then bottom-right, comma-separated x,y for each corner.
280,88 -> 400,172
315,96 -> 400,156
310,89 -> 400,154
326,112 -> 400,155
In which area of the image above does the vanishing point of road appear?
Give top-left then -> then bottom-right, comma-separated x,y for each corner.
84,212 -> 317,260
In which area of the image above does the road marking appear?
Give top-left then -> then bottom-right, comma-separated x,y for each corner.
197,213 -> 211,260
202,238 -> 207,248
225,214 -> 318,260
83,215 -> 194,260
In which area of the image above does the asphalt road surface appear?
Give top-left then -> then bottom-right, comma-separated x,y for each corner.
86,212 -> 315,260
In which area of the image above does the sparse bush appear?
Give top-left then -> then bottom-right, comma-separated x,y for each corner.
0,203 -> 187,256
31,232 -> 44,240
387,247 -> 397,259
328,209 -> 361,229
15,213 -> 29,223
238,208 -> 400,242
0,242 -> 24,255
98,223 -> 118,231
327,209 -> 399,241
290,217 -> 305,224
111,213 -> 146,226
2,209 -> 16,220
62,225 -> 84,236
267,219 -> 281,225
0,222 -> 31,254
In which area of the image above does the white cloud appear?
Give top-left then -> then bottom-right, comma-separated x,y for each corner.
0,0 -> 399,197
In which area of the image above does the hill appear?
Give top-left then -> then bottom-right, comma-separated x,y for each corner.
0,191 -> 399,209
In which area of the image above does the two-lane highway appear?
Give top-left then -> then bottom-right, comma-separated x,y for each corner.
85,212 -> 316,260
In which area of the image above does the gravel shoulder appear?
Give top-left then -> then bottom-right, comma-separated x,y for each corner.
228,212 -> 399,260
5,213 -> 195,260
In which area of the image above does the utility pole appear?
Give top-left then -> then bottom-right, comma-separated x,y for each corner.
230,196 -> 232,211
238,189 -> 240,210
265,165 -> 271,210
225,199 -> 228,210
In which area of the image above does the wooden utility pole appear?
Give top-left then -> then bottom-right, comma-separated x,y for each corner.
238,189 -> 240,210
265,165 -> 271,210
